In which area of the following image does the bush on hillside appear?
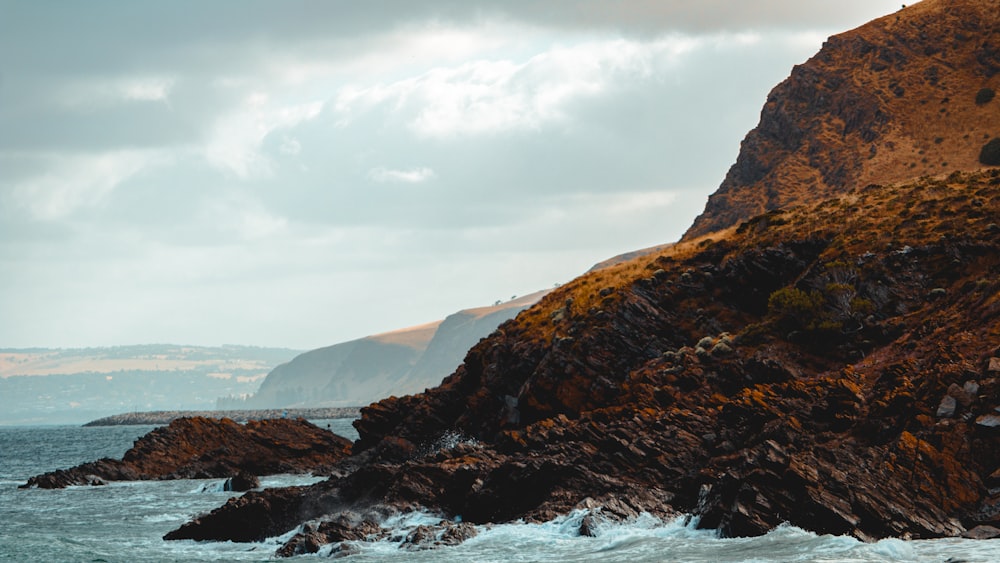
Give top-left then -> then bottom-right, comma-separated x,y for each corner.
767,287 -> 826,333
975,87 -> 996,105
981,138 -> 1000,166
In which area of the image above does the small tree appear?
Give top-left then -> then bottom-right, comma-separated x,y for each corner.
981,138 -> 1000,166
767,287 -> 825,332
975,87 -> 996,105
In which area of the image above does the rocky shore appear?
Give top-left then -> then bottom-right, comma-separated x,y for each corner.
21,416 -> 352,489
82,407 -> 361,426
165,169 -> 1000,553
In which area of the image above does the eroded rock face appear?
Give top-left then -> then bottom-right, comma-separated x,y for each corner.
20,417 -> 352,489
684,0 -> 1000,239
165,170 -> 1000,554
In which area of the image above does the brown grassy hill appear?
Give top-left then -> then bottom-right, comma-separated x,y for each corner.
232,292 -> 549,409
685,0 -> 1000,239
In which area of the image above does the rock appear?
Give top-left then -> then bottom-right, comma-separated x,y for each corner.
274,512 -> 386,557
947,383 -> 977,407
22,417 -> 352,489
976,415 -> 1000,428
579,513 -> 602,537
330,542 -> 361,558
962,525 -> 1000,539
710,342 -> 734,357
937,395 -> 957,418
986,468 -> 1000,490
988,357 -> 1000,373
224,471 -> 260,492
399,521 -> 478,550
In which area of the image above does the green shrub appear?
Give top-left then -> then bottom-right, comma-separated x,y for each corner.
767,287 -> 825,332
981,138 -> 1000,166
976,87 -> 996,105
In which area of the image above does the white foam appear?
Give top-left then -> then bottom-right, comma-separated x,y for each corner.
871,537 -> 916,559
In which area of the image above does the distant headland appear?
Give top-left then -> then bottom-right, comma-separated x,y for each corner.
83,407 -> 361,426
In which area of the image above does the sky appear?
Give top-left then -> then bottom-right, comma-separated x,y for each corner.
0,1 -> 905,350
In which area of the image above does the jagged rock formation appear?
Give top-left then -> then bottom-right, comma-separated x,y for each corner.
167,0 -> 1000,554
21,417 -> 352,489
228,292 -> 549,409
685,0 -> 1000,239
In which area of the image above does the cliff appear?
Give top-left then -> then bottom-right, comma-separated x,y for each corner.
230,292 -> 549,409
168,0 -> 1000,553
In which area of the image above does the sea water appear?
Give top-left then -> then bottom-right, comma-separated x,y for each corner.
1,422 -> 998,562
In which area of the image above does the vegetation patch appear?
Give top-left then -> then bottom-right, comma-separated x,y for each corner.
975,87 -> 995,105
980,137 -> 1000,165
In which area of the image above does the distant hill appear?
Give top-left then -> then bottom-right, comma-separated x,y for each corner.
0,345 -> 299,425
221,291 -> 551,409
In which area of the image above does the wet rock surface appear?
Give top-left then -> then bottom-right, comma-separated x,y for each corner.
21,416 -> 352,489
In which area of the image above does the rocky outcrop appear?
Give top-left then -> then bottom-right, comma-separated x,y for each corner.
685,0 -> 1000,239
21,417 -> 352,489
167,170 -> 1000,553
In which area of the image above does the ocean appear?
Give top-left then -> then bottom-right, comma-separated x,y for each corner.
1,421 -> 998,562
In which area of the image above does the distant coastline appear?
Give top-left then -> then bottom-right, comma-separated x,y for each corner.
82,407 -> 362,426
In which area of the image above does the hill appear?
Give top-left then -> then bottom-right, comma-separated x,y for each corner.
0,345 -> 297,425
168,0 -> 1000,551
223,291 -> 550,409
685,0 -> 1000,239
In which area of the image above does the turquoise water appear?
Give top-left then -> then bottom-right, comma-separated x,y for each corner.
1,422 -> 998,562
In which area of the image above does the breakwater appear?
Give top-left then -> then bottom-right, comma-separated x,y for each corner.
82,407 -> 361,426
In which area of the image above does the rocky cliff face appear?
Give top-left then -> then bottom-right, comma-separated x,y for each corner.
167,0 -> 1000,553
685,0 -> 1000,239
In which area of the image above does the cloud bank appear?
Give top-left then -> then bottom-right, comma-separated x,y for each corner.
0,0 -> 904,348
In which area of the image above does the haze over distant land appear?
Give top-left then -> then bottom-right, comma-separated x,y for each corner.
0,1 -> 902,349
0,345 -> 300,425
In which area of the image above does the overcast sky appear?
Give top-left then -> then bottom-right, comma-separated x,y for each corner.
0,1 -> 904,350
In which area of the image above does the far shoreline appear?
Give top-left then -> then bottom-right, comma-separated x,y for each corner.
82,407 -> 362,426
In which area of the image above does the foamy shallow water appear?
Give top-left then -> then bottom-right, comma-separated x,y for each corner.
2,423 -> 998,562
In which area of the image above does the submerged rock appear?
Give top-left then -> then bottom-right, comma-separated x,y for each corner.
224,471 -> 260,492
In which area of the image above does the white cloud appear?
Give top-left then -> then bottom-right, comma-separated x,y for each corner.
8,150 -> 167,220
204,93 -> 324,179
120,77 -> 174,102
332,34 -> 715,138
367,166 -> 436,184
52,75 -> 176,108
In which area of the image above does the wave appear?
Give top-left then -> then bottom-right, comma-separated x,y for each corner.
258,508 -> 1000,563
